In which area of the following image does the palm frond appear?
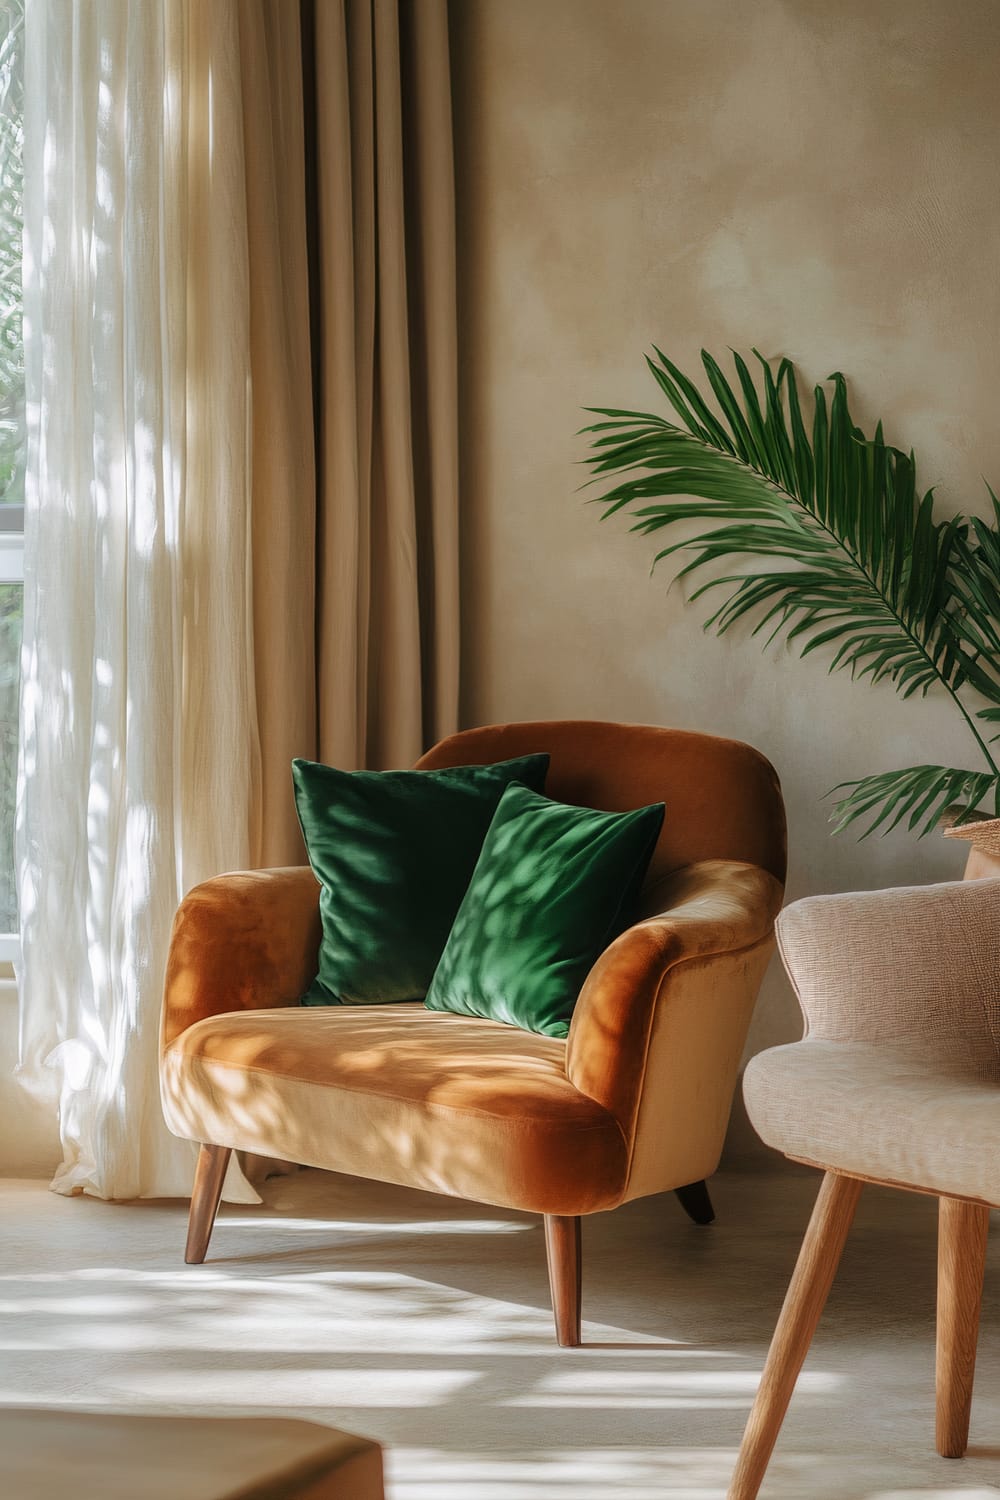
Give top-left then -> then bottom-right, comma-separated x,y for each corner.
945,485 -> 1000,712
583,348 -> 1000,836
583,350 -> 971,701
832,766 -> 1000,839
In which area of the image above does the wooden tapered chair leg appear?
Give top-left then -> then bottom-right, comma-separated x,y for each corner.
728,1172 -> 862,1500
544,1214 -> 582,1347
185,1144 -> 232,1265
936,1194 -> 990,1458
675,1179 -> 715,1225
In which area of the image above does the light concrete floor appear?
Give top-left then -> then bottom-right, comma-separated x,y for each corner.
1,1169 -> 997,1499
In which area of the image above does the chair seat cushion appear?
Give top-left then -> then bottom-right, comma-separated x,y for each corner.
161,1004 -> 629,1215
744,1039 -> 1000,1205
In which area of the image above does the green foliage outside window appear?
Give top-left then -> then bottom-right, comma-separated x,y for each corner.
0,0 -> 21,508
0,581 -> 19,932
0,0 -> 22,937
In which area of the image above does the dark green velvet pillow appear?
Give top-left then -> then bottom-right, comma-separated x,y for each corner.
293,753 -> 550,1006
424,781 -> 665,1038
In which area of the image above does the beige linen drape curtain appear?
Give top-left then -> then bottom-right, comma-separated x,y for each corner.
240,0 -> 460,866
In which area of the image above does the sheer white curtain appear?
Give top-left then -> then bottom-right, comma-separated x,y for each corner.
17,1 -> 260,1201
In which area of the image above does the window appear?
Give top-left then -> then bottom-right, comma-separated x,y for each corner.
0,541 -> 20,954
0,0 -> 23,961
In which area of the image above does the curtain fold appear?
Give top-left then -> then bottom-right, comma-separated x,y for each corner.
286,0 -> 459,811
237,0 -> 462,860
238,1 -> 318,868
16,0 -> 460,1199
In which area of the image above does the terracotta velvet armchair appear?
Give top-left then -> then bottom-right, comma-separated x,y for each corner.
160,721 -> 786,1345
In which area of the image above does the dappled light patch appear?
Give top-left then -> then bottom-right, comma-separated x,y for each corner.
2,1169 -> 997,1497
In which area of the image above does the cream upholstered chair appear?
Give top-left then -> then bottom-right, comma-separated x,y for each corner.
729,876 -> 1000,1499
161,720 -> 786,1345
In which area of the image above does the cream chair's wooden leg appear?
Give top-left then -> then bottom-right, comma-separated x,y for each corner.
185,1144 -> 232,1264
936,1195 -> 990,1458
544,1214 -> 582,1347
728,1171 -> 863,1500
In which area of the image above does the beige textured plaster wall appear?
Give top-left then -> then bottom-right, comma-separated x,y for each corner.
452,0 -> 1000,1159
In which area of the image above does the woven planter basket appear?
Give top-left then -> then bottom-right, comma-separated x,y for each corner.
942,814 -> 1000,858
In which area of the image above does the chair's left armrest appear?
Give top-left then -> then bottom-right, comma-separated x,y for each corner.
161,867 -> 322,1048
566,860 -> 784,1131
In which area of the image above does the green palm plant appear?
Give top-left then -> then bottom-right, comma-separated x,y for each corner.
582,348 -> 1000,836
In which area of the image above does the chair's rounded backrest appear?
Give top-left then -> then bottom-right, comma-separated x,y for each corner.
417,720 -> 786,886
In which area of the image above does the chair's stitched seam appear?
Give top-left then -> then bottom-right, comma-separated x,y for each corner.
784,1154 -> 1000,1208
775,920 -> 811,1040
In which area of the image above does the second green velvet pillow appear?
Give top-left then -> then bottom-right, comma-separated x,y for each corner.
293,753 -> 550,1006
424,781 -> 665,1038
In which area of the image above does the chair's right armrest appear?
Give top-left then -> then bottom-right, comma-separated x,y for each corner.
161,867 -> 322,1047
777,876 -> 1000,1047
566,859 -> 784,1132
